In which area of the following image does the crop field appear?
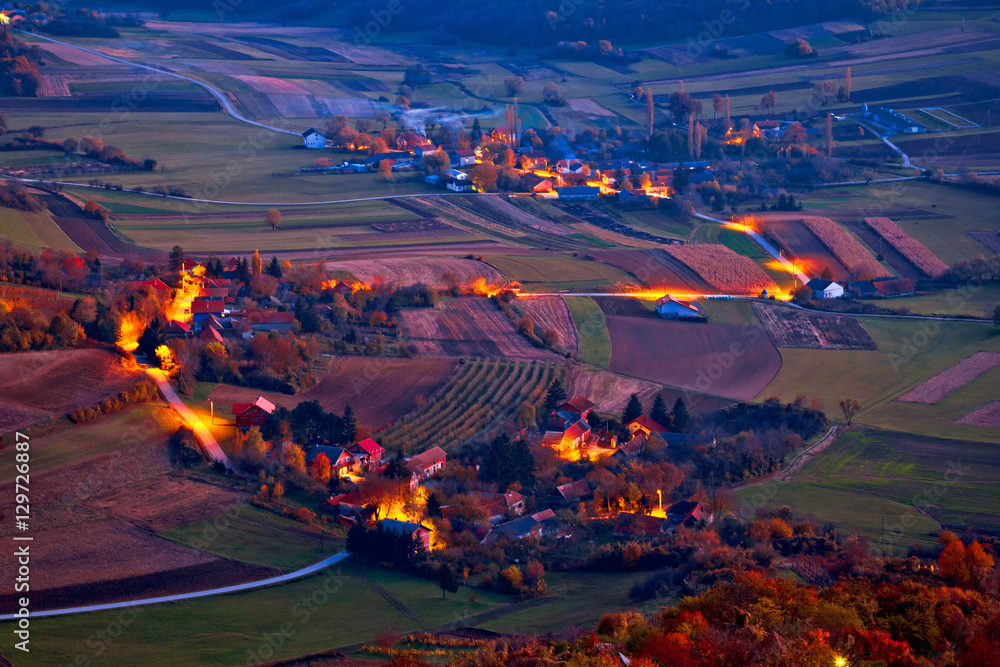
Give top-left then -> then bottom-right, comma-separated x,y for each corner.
764,215 -> 852,280
605,316 -> 781,400
515,295 -> 579,352
379,359 -> 560,453
664,244 -> 778,295
483,254 -> 634,291
591,248 -> 711,291
737,428 -> 1000,553
752,303 -> 878,350
897,351 -> 1000,404
800,216 -> 889,279
564,296 -> 612,368
401,297 -> 554,358
957,401 -> 1000,427
593,296 -> 654,318
325,257 -> 502,287
0,207 -> 82,253
864,217 -> 949,278
207,356 -> 458,429
0,349 -> 145,432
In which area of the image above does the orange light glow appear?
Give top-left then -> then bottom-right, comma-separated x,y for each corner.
165,270 -> 202,323
117,311 -> 144,352
154,344 -> 176,370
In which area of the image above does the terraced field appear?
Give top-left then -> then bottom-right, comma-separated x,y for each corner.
378,359 -> 561,452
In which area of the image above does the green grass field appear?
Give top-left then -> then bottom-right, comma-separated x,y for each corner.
736,427 -> 1000,553
759,317 -> 1000,442
485,254 -> 634,291
565,296 -> 612,368
888,284 -> 1000,320
0,207 -> 81,253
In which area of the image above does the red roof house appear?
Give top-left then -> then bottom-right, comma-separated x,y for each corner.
406,446 -> 446,488
192,299 -> 225,315
625,414 -> 669,437
232,396 -> 276,429
350,438 -> 385,471
198,326 -> 224,344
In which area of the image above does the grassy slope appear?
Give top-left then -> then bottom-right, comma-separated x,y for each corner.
565,296 -> 612,368
485,254 -> 634,291
0,207 -> 82,253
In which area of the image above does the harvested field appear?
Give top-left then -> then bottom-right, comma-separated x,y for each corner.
567,98 -> 616,116
233,91 -> 281,118
401,297 -> 553,359
753,303 -> 877,350
35,42 -> 115,66
325,43 -> 409,65
177,39 -> 260,60
864,217 -> 948,278
605,316 -> 781,400
957,401 -> 1000,427
664,244 -> 778,295
318,97 -> 377,116
37,74 -> 71,97
898,351 -> 1000,404
0,349 -> 144,432
593,296 -> 655,318
563,366 -> 729,415
592,249 -> 711,291
970,230 -> 1000,254
230,74 -> 311,94
463,197 -> 571,237
88,476 -> 245,532
801,216 -> 888,279
325,257 -> 502,287
209,356 -> 458,428
516,296 -> 579,352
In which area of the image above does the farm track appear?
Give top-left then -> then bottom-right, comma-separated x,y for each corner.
731,425 -> 841,492
355,572 -> 429,628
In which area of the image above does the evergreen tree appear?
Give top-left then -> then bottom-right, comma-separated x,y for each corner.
650,394 -> 672,429
438,563 -> 460,599
294,298 -> 322,333
342,404 -> 357,442
426,492 -> 442,517
136,318 -> 164,361
266,255 -> 282,278
471,118 -> 483,143
622,393 -> 644,424
670,396 -> 690,432
543,378 -> 567,416
168,245 -> 185,272
511,437 -> 537,489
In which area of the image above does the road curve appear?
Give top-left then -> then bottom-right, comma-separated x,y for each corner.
0,551 -> 349,620
147,368 -> 230,467
16,30 -> 299,136
693,210 -> 811,284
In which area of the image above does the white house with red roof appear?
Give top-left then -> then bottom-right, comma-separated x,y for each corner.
625,414 -> 669,438
406,446 -> 446,489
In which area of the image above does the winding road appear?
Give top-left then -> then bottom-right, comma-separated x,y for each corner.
146,367 -> 230,467
0,551 -> 349,620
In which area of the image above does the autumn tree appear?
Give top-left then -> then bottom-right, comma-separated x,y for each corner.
251,250 -> 262,278
310,452 -> 332,483
242,427 -> 268,467
503,76 -> 525,96
543,82 -> 563,105
378,159 -> 394,182
62,136 -> 78,155
839,398 -> 860,425
668,91 -> 702,122
265,209 -> 281,230
422,150 -> 449,174
760,91 -> 777,115
283,443 -> 307,477
376,109 -> 391,130
470,162 -> 498,192
598,39 -> 613,56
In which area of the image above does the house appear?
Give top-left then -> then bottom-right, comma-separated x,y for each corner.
302,128 -> 326,149
412,142 -> 438,162
563,419 -> 592,448
450,149 -> 476,166
444,176 -> 475,192
655,295 -> 705,320
519,150 -> 548,170
233,320 -> 253,339
443,168 -> 467,181
613,433 -> 647,460
395,132 -> 429,150
192,298 -> 225,315
521,173 -> 553,193
556,479 -> 592,504
232,396 -> 276,429
163,320 -> 191,338
848,280 -> 878,298
380,519 -> 432,552
625,414 -> 669,438
873,277 -> 914,297
555,158 -> 585,174
406,446 -> 446,487
484,509 -> 559,544
666,500 -> 714,527
806,278 -> 844,299
503,490 -> 526,515
614,512 -> 669,538
549,396 -> 595,430
129,277 -> 172,293
555,186 -> 600,201
350,438 -> 385,471
305,444 -> 352,476
243,307 -> 295,332
198,326 -> 224,344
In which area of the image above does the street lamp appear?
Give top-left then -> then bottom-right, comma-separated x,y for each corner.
656,489 -> 662,515
206,398 -> 214,425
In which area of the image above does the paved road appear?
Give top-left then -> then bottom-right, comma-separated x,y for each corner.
693,211 -> 812,284
16,30 -> 298,137
146,368 -> 230,467
0,551 -> 349,620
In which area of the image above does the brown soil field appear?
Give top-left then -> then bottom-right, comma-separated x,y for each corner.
208,356 -> 458,429
0,349 -> 144,432
42,192 -> 165,262
516,296 -> 579,352
88,475 -> 245,532
37,74 -> 70,97
753,304 -> 877,350
0,560 -> 281,613
592,248 -> 712,291
969,231 -> 1000,254
564,366 -> 730,415
605,316 -> 781,400
461,197 -> 571,237
957,401 -> 1000,427
765,216 -> 852,280
593,296 -> 656,318
401,297 -> 556,359
898,351 -> 1000,404
325,257 -> 503,287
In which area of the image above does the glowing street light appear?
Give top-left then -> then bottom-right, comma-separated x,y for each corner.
834,657 -> 848,667
657,489 -> 662,514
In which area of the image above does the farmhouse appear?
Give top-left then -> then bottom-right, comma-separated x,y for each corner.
306,444 -> 352,476
666,500 -> 714,527
655,295 -> 705,320
163,320 -> 191,338
450,149 -> 476,166
848,280 -> 879,298
555,479 -> 592,505
624,414 -> 669,438
380,519 -> 432,552
483,509 -> 560,544
806,278 -> 844,299
407,446 -> 446,488
614,512 -> 669,538
549,396 -> 595,429
519,150 -> 548,170
232,396 -> 276,430
302,128 -> 326,149
198,325 -> 224,344
521,173 -> 553,193
350,437 -> 385,471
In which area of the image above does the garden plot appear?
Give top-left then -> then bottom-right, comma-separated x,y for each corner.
753,304 -> 877,350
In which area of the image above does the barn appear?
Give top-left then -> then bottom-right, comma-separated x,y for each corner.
302,128 -> 326,149
655,295 -> 705,319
